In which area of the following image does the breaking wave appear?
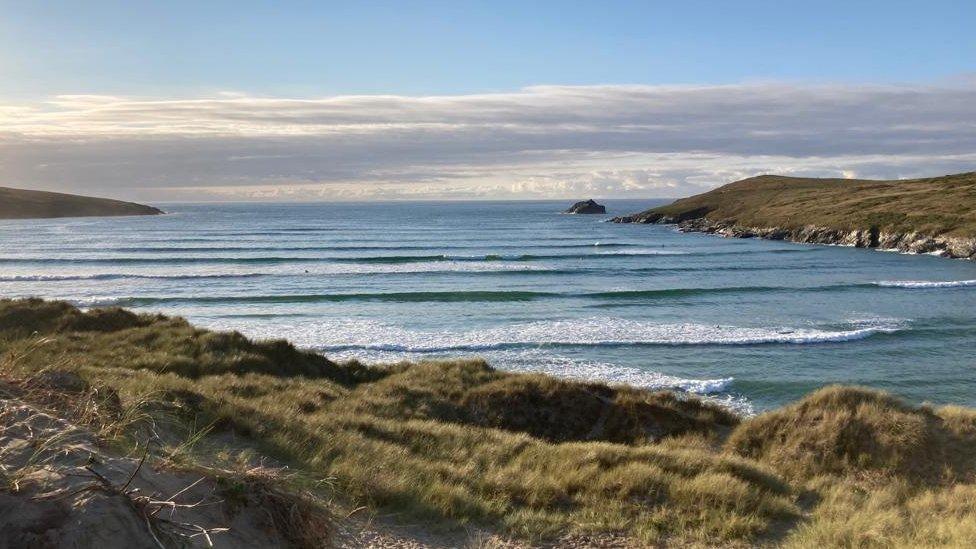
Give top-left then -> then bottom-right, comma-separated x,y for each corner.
208,317 -> 906,353
66,284 -> 876,306
876,279 -> 976,289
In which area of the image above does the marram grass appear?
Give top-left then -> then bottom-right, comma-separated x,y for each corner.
2,298 -> 976,546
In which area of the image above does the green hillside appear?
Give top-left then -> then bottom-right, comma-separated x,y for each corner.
0,186 -> 162,219
617,172 -> 976,238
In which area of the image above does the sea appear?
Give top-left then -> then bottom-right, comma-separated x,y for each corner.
2,200 -> 975,414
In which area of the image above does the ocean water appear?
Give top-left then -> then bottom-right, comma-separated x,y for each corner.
2,200 -> 975,413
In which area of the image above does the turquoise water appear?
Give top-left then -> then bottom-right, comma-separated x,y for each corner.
2,200 -> 975,413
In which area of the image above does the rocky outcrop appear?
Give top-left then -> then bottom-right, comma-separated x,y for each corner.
565,199 -> 607,214
612,214 -> 976,260
612,206 -> 709,225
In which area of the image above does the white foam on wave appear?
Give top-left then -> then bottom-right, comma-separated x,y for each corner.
323,346 -> 734,395
0,273 -> 266,282
212,317 -> 905,354
0,274 -> 91,281
876,279 -> 976,289
69,296 -> 126,307
878,248 -> 950,258
491,350 -> 735,393
595,249 -> 689,255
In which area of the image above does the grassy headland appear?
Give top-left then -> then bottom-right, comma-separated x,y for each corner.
0,186 -> 163,219
613,172 -> 976,258
2,298 -> 976,546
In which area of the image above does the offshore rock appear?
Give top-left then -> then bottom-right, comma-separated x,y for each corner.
565,199 -> 607,214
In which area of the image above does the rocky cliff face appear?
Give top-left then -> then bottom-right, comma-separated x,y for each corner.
612,213 -> 976,260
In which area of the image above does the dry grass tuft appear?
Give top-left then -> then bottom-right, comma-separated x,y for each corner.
726,385 -> 976,483
460,374 -> 737,443
210,465 -> 334,549
336,360 -> 736,444
783,478 -> 976,548
0,298 -> 379,383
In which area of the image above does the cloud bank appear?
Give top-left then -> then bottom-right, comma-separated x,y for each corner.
1,80 -> 974,201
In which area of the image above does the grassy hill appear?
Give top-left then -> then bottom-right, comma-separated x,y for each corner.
2,298 -> 976,546
615,172 -> 976,246
0,186 -> 162,219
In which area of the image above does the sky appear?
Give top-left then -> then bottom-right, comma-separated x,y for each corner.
1,0 -> 974,202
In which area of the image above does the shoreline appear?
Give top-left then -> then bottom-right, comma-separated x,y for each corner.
612,212 -> 976,260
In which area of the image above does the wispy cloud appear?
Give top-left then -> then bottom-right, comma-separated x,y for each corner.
2,80 -> 974,200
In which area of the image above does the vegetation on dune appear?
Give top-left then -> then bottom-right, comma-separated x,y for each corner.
783,479 -> 976,548
727,386 -> 976,547
623,171 -> 976,237
0,297 -> 379,382
2,298 -> 976,546
727,385 -> 976,482
337,361 -> 739,444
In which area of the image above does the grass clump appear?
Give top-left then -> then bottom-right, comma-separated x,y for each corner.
209,465 -> 334,549
784,480 -> 976,548
726,385 -> 976,482
0,297 -> 379,383
459,374 -> 737,443
338,360 -> 738,443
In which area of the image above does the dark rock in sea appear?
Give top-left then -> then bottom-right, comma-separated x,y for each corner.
565,199 -> 606,214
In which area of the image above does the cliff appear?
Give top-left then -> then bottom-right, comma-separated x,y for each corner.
613,172 -> 976,259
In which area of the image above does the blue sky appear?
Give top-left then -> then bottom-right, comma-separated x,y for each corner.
2,0 -> 973,98
0,1 -> 974,201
